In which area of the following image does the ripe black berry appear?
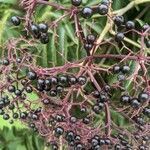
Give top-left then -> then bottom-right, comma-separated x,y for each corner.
87,34 -> 96,44
54,127 -> 64,136
30,24 -> 40,38
121,65 -> 130,74
25,86 -> 33,93
27,71 -> 37,80
130,98 -> 140,109
40,33 -> 49,44
8,85 -> 16,93
143,107 -> 150,117
81,7 -> 93,19
11,16 -> 21,26
78,76 -> 87,85
138,92 -> 149,103
113,65 -> 120,74
3,114 -> 10,120
120,95 -> 130,103
74,143 -> 83,150
13,113 -> 19,119
15,89 -> 22,96
42,98 -> 50,105
71,0 -> 82,6
38,23 -> 48,33
115,32 -> 124,42
70,116 -> 77,123
82,117 -> 90,124
84,43 -> 93,51
92,90 -> 100,98
115,144 -> 121,150
92,105 -> 101,114
101,0 -> 110,5
2,58 -> 10,66
98,4 -> 108,15
113,16 -> 124,26
49,90 -> 57,97
51,77 -> 58,85
68,76 -> 77,85
20,112 -> 28,119
58,75 -> 68,84
0,109 -> 4,115
125,21 -> 135,30
51,143 -> 58,150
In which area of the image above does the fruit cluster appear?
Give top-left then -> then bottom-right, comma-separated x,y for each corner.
0,0 -> 150,149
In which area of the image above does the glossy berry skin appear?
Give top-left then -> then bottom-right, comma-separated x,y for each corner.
51,77 -> 58,85
40,33 -> 49,44
71,0 -> 82,6
92,105 -> 101,114
11,16 -> 21,26
115,144 -> 121,150
82,117 -> 90,124
81,7 -> 93,19
42,98 -> 50,105
143,107 -> 150,117
120,95 -> 130,103
8,85 -> 16,93
49,90 -> 57,97
121,65 -> 130,74
113,65 -> 120,74
2,59 -> 10,66
78,76 -> 87,85
3,114 -> 10,120
84,43 -> 93,51
30,24 -> 40,38
115,32 -> 124,42
15,89 -> 22,96
56,85 -> 64,93
38,23 -> 48,33
92,90 -> 100,98
25,86 -> 33,93
130,98 -> 140,109
98,4 -> 108,15
68,76 -> 77,85
114,16 -> 124,26
101,0 -> 110,5
54,127 -> 64,136
138,92 -> 149,103
27,71 -> 37,80
125,21 -> 135,30
58,75 -> 68,84
87,34 -> 96,44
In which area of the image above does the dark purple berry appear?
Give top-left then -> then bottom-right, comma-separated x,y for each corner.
11,16 -> 21,26
98,4 -> 108,15
81,7 -> 93,19
71,0 -> 82,6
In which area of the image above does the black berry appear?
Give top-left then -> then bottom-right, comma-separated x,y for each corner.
125,21 -> 135,30
71,0 -> 82,6
98,4 -> 108,15
115,32 -> 124,42
38,23 -> 48,33
81,7 -> 93,19
11,16 -> 21,26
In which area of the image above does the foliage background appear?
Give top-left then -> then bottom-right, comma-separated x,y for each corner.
0,0 -> 149,149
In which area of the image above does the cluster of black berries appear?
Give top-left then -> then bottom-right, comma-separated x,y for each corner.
81,0 -> 109,19
30,23 -> 49,44
120,91 -> 149,109
11,16 -> 49,44
113,15 -> 136,42
113,64 -> 130,81
84,34 -> 96,53
27,71 -> 87,98
92,88 -> 110,114
88,135 -> 111,150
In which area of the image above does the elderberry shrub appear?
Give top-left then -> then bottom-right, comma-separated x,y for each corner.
0,0 -> 149,149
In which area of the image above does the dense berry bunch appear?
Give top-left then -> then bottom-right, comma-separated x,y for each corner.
0,0 -> 150,149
